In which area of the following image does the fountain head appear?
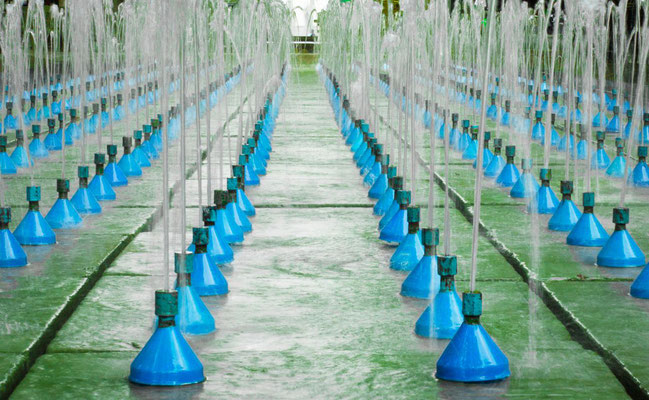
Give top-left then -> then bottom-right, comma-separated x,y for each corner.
452,113 -> 458,122
560,180 -> 573,197
13,186 -> 56,245
529,167 -> 559,213
505,145 -> 515,162
174,251 -> 216,335
535,110 -> 543,121
401,227 -> 440,298
0,207 -> 28,268
638,146 -> 647,161
493,138 -> 502,154
105,144 -> 128,186
567,192 -> 608,247
435,291 -> 510,382
46,178 -> 82,229
407,207 -> 420,234
597,207 -> 645,267
521,158 -> 532,172
583,192 -> 595,209
78,166 -> 89,185
71,166 -> 101,214
128,290 -> 205,386
540,168 -> 551,185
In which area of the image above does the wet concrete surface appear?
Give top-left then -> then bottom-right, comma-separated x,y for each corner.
5,70 -> 631,398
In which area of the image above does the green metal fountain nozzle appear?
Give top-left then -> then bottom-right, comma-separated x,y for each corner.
535,110 -> 543,120
213,190 -> 229,209
540,168 -> 551,186
155,290 -> 178,328
133,130 -> 143,146
202,206 -> 216,226
521,158 -> 532,172
613,207 -> 629,226
78,166 -> 89,188
583,192 -> 595,213
451,113 -> 459,123
438,254 -> 457,277
470,125 -> 479,140
391,176 -> 404,190
56,178 -> 70,199
407,207 -> 420,234
462,120 -> 470,130
560,180 -> 573,200
396,190 -> 411,209
387,166 -> 397,179
493,138 -> 502,154
638,146 -> 647,161
15,129 -> 24,145
462,291 -> 482,323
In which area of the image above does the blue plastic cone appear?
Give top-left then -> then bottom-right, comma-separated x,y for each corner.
88,152 -> 116,201
192,252 -> 229,296
390,231 -> 424,271
496,164 -> 520,188
606,156 -> 627,178
374,186 -> 395,216
45,179 -> 83,229
189,207 -> 234,265
484,151 -> 505,178
597,207 -> 645,268
214,191 -> 244,244
630,147 -> 649,187
390,206 -> 422,270
415,255 -> 462,339
548,185 -> 581,232
462,138 -> 478,160
10,130 -> 33,168
0,151 -> 16,175
435,292 -> 510,382
401,228 -> 440,299
29,136 -> 49,159
630,264 -> 649,299
0,208 -> 28,267
71,166 -> 102,214
13,187 -> 56,245
379,191 -> 410,244
369,171 -> 388,198
510,159 -> 539,198
527,169 -> 558,214
379,198 -> 400,231
104,144 -> 128,186
129,290 -> 205,386
231,165 -> 256,216
496,146 -> 520,187
566,193 -> 608,247
174,253 -> 215,335
71,187 -> 102,215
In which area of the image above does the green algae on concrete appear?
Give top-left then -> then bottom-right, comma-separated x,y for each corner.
8,69 -> 630,399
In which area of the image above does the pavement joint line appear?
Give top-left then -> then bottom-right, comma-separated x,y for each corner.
372,105 -> 649,399
0,89 -> 251,400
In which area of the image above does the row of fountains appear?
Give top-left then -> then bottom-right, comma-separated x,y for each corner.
0,0 -> 292,387
317,0 -> 649,385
